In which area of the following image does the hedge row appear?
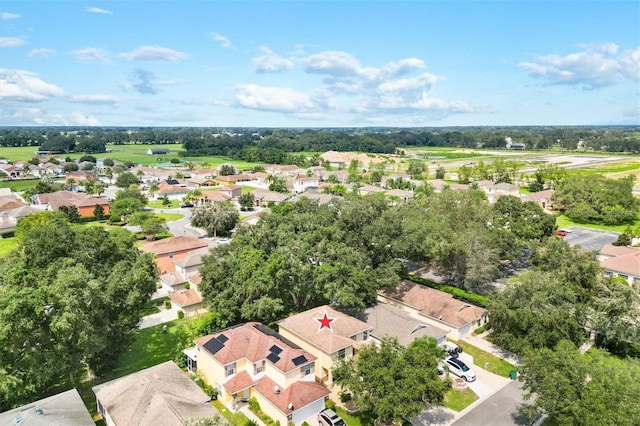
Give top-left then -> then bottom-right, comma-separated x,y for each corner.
404,274 -> 488,308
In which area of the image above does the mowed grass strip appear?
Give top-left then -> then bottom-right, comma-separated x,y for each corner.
443,387 -> 479,412
454,340 -> 516,377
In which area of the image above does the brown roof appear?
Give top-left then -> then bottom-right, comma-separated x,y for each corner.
521,189 -> 555,202
253,375 -> 330,415
378,280 -> 486,328
92,361 -> 215,426
200,190 -> 232,202
140,236 -> 209,255
223,370 -> 254,394
278,305 -> 372,354
363,303 -> 447,346
599,244 -> 640,277
197,322 -> 316,374
169,289 -> 203,308
33,191 -> 109,210
160,271 -> 188,286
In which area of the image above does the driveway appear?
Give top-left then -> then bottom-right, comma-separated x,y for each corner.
450,380 -> 528,426
139,306 -> 177,329
561,227 -> 620,252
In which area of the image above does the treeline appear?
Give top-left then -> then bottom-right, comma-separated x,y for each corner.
0,126 -> 638,158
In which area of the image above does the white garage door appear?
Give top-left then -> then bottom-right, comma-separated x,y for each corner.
291,399 -> 324,425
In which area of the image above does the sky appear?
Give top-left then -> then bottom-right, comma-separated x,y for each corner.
0,1 -> 639,128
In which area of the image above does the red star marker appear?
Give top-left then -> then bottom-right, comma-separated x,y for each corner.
316,310 -> 336,332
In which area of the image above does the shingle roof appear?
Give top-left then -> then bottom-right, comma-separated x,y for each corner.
173,248 -> 208,268
168,289 -> 203,308
196,322 -> 316,374
0,388 -> 94,426
599,244 -> 640,277
33,192 -> 109,209
223,370 -> 254,394
160,271 -> 188,286
140,236 -> 209,255
362,303 -> 448,346
253,375 -> 329,416
278,305 -> 372,354
92,361 -> 215,426
378,280 -> 485,328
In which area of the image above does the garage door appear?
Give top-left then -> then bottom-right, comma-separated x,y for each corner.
291,398 -> 324,425
459,323 -> 471,338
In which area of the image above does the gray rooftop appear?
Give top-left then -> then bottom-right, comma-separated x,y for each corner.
362,303 -> 448,346
0,388 -> 94,426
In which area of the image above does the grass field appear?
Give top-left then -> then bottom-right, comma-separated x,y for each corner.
453,341 -> 516,378
148,199 -> 181,209
443,387 -> 479,412
0,178 -> 40,192
74,317 -> 196,422
0,143 -> 263,169
556,212 -> 640,234
0,238 -> 18,256
155,212 -> 184,222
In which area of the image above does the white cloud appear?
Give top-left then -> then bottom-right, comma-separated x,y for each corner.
85,7 -> 113,15
120,45 -> 188,62
518,42 -> 640,89
0,68 -> 66,101
208,32 -> 234,49
69,94 -> 118,105
70,112 -> 101,126
300,50 -> 361,76
28,48 -> 56,57
378,73 -> 437,93
1,12 -> 20,20
252,46 -> 294,73
71,47 -> 109,64
232,84 -> 316,112
0,37 -> 26,48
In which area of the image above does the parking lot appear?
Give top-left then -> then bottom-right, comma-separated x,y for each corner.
561,227 -> 620,252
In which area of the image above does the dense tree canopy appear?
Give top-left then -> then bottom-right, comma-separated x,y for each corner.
519,340 -> 640,425
191,202 -> 239,237
0,219 -> 157,410
332,337 -> 450,425
552,174 -> 638,225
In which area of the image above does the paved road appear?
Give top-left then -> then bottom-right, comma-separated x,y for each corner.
561,226 -> 620,252
450,380 -> 528,426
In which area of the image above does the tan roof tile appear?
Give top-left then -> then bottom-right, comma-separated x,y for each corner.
141,236 -> 209,255
253,375 -> 330,415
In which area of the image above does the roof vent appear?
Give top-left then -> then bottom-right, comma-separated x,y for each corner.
274,386 -> 280,395
287,403 -> 294,411
15,414 -> 22,424
35,408 -> 43,415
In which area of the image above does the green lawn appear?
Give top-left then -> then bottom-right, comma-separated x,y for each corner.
0,237 -> 18,256
0,178 -> 40,192
155,212 -> 184,222
213,399 -> 250,426
555,213 -> 638,234
335,406 -> 376,426
75,318 -> 196,421
453,341 -> 516,378
148,199 -> 181,209
443,387 -> 479,412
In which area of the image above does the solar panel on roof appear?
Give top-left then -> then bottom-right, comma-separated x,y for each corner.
218,334 -> 228,343
266,352 -> 280,364
203,337 -> 224,355
292,355 -> 307,366
269,345 -> 283,355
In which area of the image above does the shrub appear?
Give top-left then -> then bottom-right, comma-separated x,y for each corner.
325,398 -> 336,410
109,214 -> 121,223
177,310 -> 185,319
203,384 -> 218,399
406,275 -> 488,307
246,421 -> 259,426
474,326 -> 486,335
339,390 -> 352,403
184,282 -> 190,289
165,300 -> 172,309
174,350 -> 187,369
248,397 -> 260,413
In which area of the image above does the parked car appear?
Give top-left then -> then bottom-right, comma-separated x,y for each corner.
444,341 -> 463,358
318,409 -> 346,426
556,229 -> 568,237
445,356 -> 476,382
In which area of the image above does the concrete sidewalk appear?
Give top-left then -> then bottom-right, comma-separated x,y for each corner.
461,333 -> 522,367
139,306 -> 177,329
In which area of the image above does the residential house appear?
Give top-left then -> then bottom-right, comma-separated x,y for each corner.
252,189 -> 290,207
190,322 -> 329,425
277,305 -> 373,385
0,188 -> 27,210
160,248 -> 207,293
247,172 -> 269,184
598,244 -> 640,285
298,192 -> 338,205
66,170 -> 99,182
214,175 -> 252,187
218,185 -> 242,199
427,179 -> 449,192
357,184 -> 385,196
265,164 -> 303,176
169,288 -> 205,317
385,189 -> 414,203
520,189 -> 555,211
377,280 -> 487,339
0,205 -> 41,234
0,388 -> 94,426
0,164 -> 23,178
32,191 -> 110,217
155,180 -> 189,200
93,361 -> 216,426
320,170 -> 348,184
200,190 -> 232,204
362,303 -> 448,346
186,177 -> 216,189
140,236 -> 210,274
307,166 -> 326,177
293,176 -> 319,193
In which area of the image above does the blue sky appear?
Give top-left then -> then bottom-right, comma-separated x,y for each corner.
1,1 -> 638,127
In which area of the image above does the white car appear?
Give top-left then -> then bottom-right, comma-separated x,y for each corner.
445,356 -> 476,382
